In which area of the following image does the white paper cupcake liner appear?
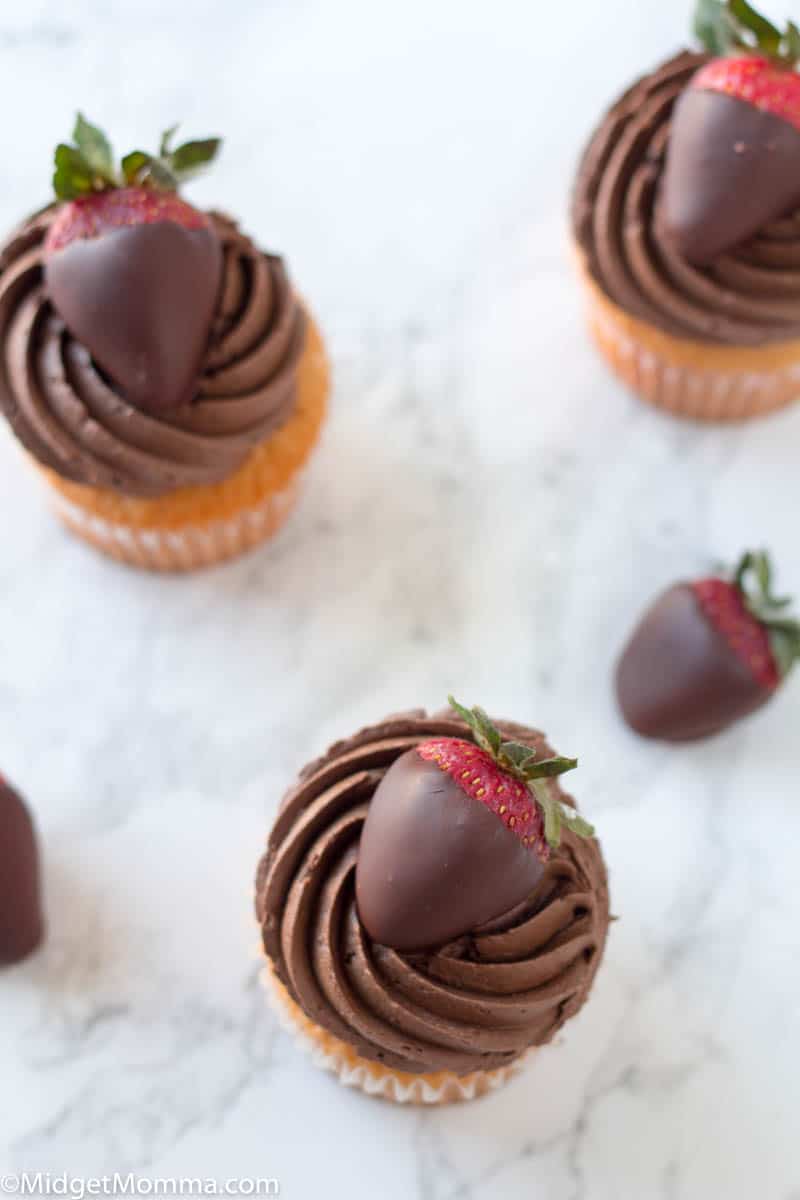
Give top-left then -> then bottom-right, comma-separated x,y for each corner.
262,963 -> 531,1106
48,476 -> 301,571
589,301 -> 800,421
578,266 -> 800,422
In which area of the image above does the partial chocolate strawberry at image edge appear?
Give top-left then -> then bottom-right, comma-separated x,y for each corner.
0,774 -> 44,966
355,699 -> 595,951
44,115 -> 223,413
660,0 -> 800,265
616,551 -> 800,742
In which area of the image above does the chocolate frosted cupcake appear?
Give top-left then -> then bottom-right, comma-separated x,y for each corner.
0,116 -> 328,570
255,699 -> 610,1105
572,1 -> 800,421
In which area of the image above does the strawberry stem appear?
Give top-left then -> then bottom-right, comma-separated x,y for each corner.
447,696 -> 594,849
732,550 -> 800,677
53,115 -> 221,202
695,0 -> 800,67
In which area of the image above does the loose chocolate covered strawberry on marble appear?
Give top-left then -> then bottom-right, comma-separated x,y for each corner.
617,551 -> 799,741
661,1 -> 800,264
355,698 -> 595,950
45,115 -> 223,412
0,774 -> 44,965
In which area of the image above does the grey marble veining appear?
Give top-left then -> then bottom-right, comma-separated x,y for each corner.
1,1 -> 799,1197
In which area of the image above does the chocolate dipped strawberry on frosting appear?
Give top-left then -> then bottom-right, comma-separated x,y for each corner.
256,700 -> 609,1077
0,115 -> 306,496
572,0 -> 800,346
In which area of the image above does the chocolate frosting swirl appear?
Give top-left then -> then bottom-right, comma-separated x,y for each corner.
572,52 -> 800,346
256,711 -> 609,1076
0,208 -> 306,496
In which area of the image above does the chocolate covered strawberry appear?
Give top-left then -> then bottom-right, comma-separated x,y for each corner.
617,551 -> 799,741
661,1 -> 800,264
44,115 -> 222,412
0,774 -> 44,966
355,698 -> 594,950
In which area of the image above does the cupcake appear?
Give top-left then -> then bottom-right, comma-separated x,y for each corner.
572,1 -> 800,421
255,698 -> 610,1105
0,116 -> 328,570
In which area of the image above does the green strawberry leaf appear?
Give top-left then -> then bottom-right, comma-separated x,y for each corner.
538,788 -> 562,848
170,138 -> 221,177
729,0 -> 782,52
765,619 -> 800,677
768,628 -> 797,678
753,550 -> 772,596
522,755 -> 579,780
545,803 -> 561,849
120,150 -> 152,186
732,550 -> 799,676
695,0 -> 800,61
530,782 -> 596,849
470,727 -> 496,756
52,116 -> 221,201
160,124 -> 180,158
694,0 -> 733,54
447,696 -> 499,754
498,741 -> 537,772
737,550 -> 790,610
472,706 -> 502,756
786,21 -> 800,62
561,809 -> 596,839
446,695 -> 471,722
144,157 -> 179,190
447,696 -> 592,845
53,143 -> 94,200
72,113 -> 115,181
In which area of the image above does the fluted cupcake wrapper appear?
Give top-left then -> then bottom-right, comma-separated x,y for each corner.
578,263 -> 800,423
25,316 -> 329,572
261,962 -> 531,1106
48,476 -> 302,571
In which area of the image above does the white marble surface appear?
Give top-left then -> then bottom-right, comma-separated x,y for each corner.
1,1 -> 799,1197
